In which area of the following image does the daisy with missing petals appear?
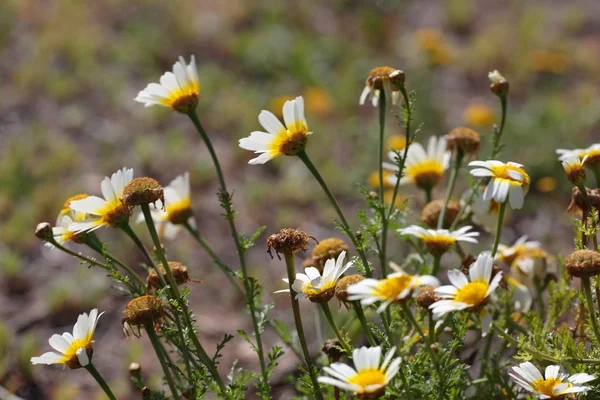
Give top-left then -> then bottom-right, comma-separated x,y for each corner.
560,153 -> 587,185
318,346 -> 401,399
134,56 -> 200,114
510,362 -> 594,399
31,309 -> 103,369
347,264 -> 439,313
468,160 -> 530,209
398,225 -> 479,256
68,168 -> 134,233
275,251 -> 352,303
239,96 -> 311,165
359,66 -> 405,107
430,253 -> 503,336
385,136 -> 450,191
137,172 -> 195,240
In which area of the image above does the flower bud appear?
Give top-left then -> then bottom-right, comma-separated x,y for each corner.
322,338 -> 344,362
267,228 -> 311,258
421,199 -> 460,229
446,127 -> 481,157
129,362 -> 142,380
566,250 -> 600,278
121,177 -> 165,209
312,238 -> 350,273
147,262 -> 190,290
122,295 -> 166,337
335,274 -> 365,305
35,222 -> 53,241
488,70 -> 509,97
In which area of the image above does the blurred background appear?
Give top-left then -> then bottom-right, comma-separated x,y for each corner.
1,0 -> 599,398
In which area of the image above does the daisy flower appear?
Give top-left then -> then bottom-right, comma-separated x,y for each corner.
137,172 -> 194,240
468,160 -> 530,209
557,143 -> 600,167
31,309 -> 103,369
430,253 -> 503,335
318,346 -> 401,398
398,225 -> 479,256
134,56 -> 200,114
359,66 -> 405,107
496,235 -> 541,265
506,276 -> 532,313
68,168 -> 133,233
275,251 -> 352,303
509,362 -> 595,399
46,210 -> 89,247
463,187 -> 502,232
385,136 -> 450,191
495,236 -> 552,283
560,153 -> 587,185
347,264 -> 439,313
239,96 -> 311,164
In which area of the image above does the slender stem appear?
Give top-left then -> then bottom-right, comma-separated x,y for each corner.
84,239 -> 146,291
449,179 -> 484,231
428,312 -> 436,344
498,96 -> 507,143
431,254 -> 442,277
144,323 -> 180,399
595,281 -> 600,317
438,151 -> 463,229
120,223 -> 156,267
141,204 -> 226,393
534,276 -> 545,317
378,91 -> 387,205
582,277 -> 600,343
283,253 -> 324,400
424,187 -> 432,203
490,202 -> 507,257
187,111 -> 268,384
579,186 -> 598,249
49,240 -> 109,271
352,302 -> 377,346
320,303 -> 352,354
400,303 -> 440,372
297,150 -> 372,277
388,86 -> 412,217
85,363 -> 117,400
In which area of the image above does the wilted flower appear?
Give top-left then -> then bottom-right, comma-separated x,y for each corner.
469,160 -> 530,210
385,136 -> 451,191
509,362 -> 594,399
134,56 -> 200,114
421,199 -> 461,229
31,309 -> 103,369
347,262 -> 439,313
239,96 -> 311,164
398,225 -> 479,256
122,296 -> 166,337
318,346 -> 401,399
565,249 -> 600,279
69,168 -> 134,232
488,70 -> 509,97
430,253 -> 503,336
446,127 -> 481,157
359,66 -> 405,107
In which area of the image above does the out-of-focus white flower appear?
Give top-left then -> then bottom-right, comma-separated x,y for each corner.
398,225 -> 479,256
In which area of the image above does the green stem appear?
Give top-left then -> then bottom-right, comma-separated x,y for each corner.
428,312 -> 436,344
144,323 -> 180,399
84,239 -> 146,292
431,254 -> 442,277
534,276 -> 545,317
283,253 -> 324,400
582,277 -> 600,343
424,187 -> 432,203
376,93 -> 388,278
297,150 -> 372,277
49,240 -> 110,271
320,303 -> 352,354
438,151 -> 464,229
85,363 -> 117,400
187,111 -> 268,385
352,302 -> 377,346
490,202 -> 507,257
140,204 -> 226,393
449,179 -> 484,231
579,186 -> 598,250
388,86 -> 412,217
400,303 -> 440,372
120,223 -> 156,267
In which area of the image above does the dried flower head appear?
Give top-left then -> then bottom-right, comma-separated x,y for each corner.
322,339 -> 344,363
565,250 -> 600,278
122,296 -> 166,337
421,199 -> 460,229
335,274 -> 365,305
121,177 -> 165,209
568,187 -> 600,216
359,66 -> 405,107
416,285 -> 440,310
267,228 -> 311,259
147,262 -> 191,290
488,70 -> 509,97
446,127 -> 481,157
312,238 -> 350,273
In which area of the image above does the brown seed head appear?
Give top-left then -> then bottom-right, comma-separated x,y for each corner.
446,127 -> 481,156
367,66 -> 405,91
267,228 -> 311,259
172,93 -> 199,114
279,130 -> 309,156
565,250 -> 600,278
335,274 -> 365,304
311,238 -> 350,272
416,286 -> 439,310
35,222 -> 53,241
122,295 -> 166,337
147,262 -> 190,290
421,199 -> 460,229
121,177 -> 165,209
322,338 -> 344,362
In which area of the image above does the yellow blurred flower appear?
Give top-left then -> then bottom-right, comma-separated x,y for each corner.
535,176 -> 557,193
415,29 -> 453,66
269,95 -> 295,118
302,87 -> 333,117
368,170 -> 394,190
527,50 -> 571,75
386,135 -> 407,151
463,104 -> 496,128
383,190 -> 407,209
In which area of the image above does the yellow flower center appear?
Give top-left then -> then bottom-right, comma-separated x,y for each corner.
422,234 -> 455,256
98,199 -> 130,228
348,369 -> 386,392
58,338 -> 89,364
161,81 -> 200,111
268,128 -> 309,157
454,280 -> 489,306
406,159 -> 444,189
375,275 -> 413,300
531,377 -> 564,397
490,165 -> 530,186
582,148 -> 600,166
165,198 -> 193,225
